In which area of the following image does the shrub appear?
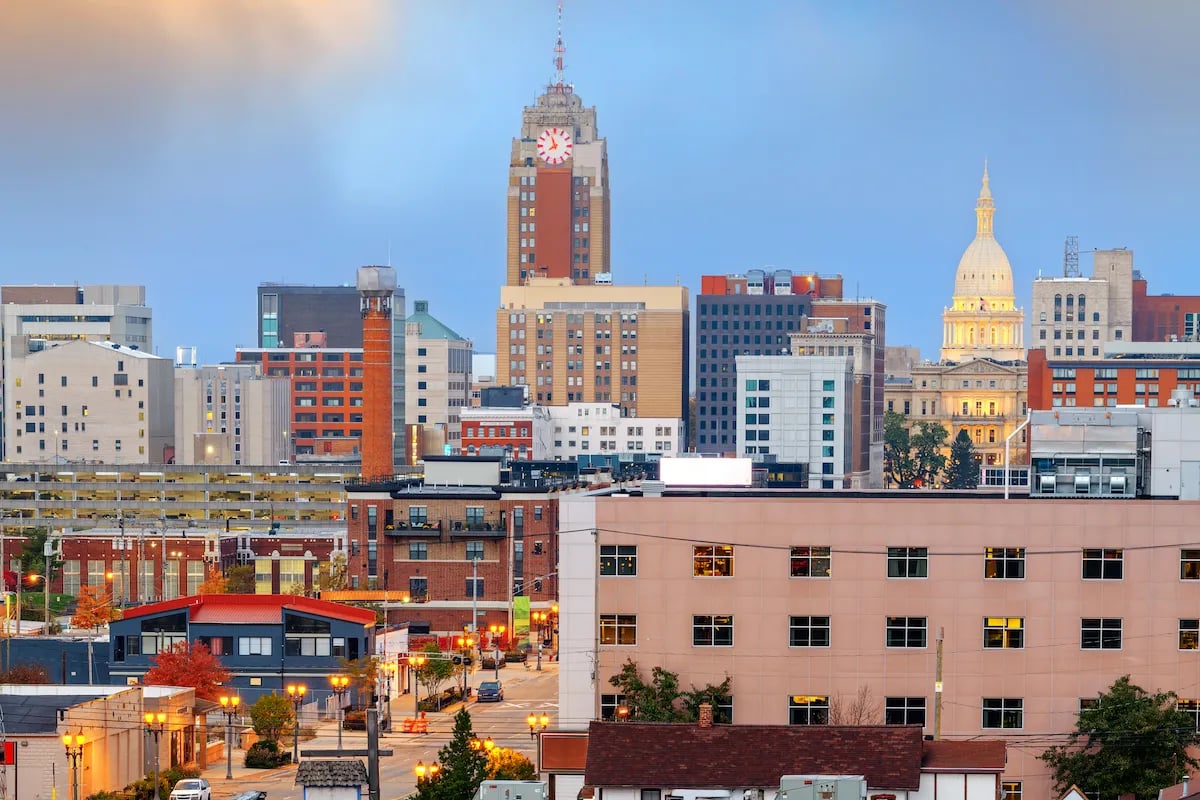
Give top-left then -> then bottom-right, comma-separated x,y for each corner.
245,739 -> 292,769
504,650 -> 527,663
343,710 -> 366,730
481,657 -> 507,670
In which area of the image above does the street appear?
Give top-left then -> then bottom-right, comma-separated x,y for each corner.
205,662 -> 559,800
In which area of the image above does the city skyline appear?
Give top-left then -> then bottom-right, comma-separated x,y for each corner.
4,1 -> 1200,365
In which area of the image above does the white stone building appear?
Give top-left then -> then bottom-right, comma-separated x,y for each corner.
1031,248 -> 1135,359
546,403 -> 681,460
405,301 -> 473,454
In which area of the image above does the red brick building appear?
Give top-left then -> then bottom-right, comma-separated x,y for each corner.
1028,346 -> 1200,410
1132,275 -> 1200,343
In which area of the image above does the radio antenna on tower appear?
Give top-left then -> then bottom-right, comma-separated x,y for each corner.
1063,235 -> 1080,277
553,1 -> 566,86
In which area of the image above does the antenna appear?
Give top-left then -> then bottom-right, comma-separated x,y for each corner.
553,1 -> 566,86
1063,235 -> 1079,277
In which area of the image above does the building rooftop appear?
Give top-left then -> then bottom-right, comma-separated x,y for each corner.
119,594 -> 376,627
921,740 -> 1007,772
406,301 -> 466,341
295,759 -> 369,788
0,693 -> 109,733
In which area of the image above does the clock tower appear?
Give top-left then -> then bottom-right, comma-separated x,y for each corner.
506,2 -> 610,286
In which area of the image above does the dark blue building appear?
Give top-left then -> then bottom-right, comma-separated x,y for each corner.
109,594 -> 376,705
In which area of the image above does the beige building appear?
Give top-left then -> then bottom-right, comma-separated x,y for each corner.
405,301 -> 473,454
1031,248 -> 1134,359
497,277 -> 690,422
7,340 -> 174,464
174,364 -> 291,465
559,488 -> 1200,800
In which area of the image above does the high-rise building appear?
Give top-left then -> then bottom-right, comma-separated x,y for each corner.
497,278 -> 690,423
1031,249 -> 1134,360
405,301 -> 473,456
506,10 -> 609,286
174,364 -> 291,465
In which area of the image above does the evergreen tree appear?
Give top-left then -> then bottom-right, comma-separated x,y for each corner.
945,429 -> 980,489
410,709 -> 489,800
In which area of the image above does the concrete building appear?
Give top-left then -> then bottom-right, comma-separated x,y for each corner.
174,364 -> 291,465
0,284 -> 153,461
1031,249 -> 1133,360
497,278 -> 690,423
557,482 -> 1200,800
405,301 -> 473,456
545,403 -> 681,460
6,340 -> 174,464
506,23 -> 609,287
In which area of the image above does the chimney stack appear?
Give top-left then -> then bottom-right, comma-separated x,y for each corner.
357,266 -> 397,481
698,702 -> 713,728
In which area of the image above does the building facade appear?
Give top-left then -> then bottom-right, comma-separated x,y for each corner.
461,405 -> 554,460
559,488 -> 1200,800
174,364 -> 291,465
1031,249 -> 1134,360
1028,342 -> 1200,410
405,301 -> 473,455
1133,270 -> 1200,343
546,403 -> 681,460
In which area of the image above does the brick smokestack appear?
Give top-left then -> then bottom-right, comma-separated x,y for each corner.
357,266 -> 396,481
698,702 -> 713,728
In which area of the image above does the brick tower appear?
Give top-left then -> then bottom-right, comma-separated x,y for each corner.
358,266 -> 397,480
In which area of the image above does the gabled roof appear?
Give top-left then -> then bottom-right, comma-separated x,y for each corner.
584,722 -> 923,791
295,759 -> 368,787
921,740 -> 1006,772
119,594 -> 376,626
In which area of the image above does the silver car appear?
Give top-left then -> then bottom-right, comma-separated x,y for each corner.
170,779 -> 212,800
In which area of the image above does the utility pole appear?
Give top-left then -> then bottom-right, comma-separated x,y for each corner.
934,626 -> 944,740
366,707 -> 381,800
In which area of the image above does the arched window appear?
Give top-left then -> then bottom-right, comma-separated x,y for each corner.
1054,295 -> 1063,322
1078,294 -> 1087,315
975,428 -> 983,444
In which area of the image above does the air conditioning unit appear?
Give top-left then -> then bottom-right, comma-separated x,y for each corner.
1039,475 -> 1057,493
1074,475 -> 1091,493
1108,475 -> 1127,494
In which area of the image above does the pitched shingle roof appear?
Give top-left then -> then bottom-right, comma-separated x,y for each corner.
584,722 -> 924,791
295,759 -> 369,787
921,740 -> 1006,772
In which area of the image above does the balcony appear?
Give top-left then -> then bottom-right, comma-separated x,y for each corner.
384,521 -> 442,537
448,518 -> 506,537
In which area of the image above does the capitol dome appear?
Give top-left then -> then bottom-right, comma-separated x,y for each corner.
951,164 -> 1015,302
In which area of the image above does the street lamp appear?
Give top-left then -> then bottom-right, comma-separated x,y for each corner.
616,705 -> 630,721
286,683 -> 307,765
379,661 -> 396,732
410,654 -> 427,718
329,675 -> 350,752
25,573 -> 48,635
527,713 -> 550,738
532,612 -> 548,670
63,730 -> 86,800
144,712 -> 166,800
218,695 -> 240,781
456,635 -> 475,698
414,761 -> 441,783
483,736 -> 496,752
488,624 -> 506,679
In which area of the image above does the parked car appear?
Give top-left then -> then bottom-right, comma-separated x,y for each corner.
170,779 -> 212,800
476,680 -> 505,702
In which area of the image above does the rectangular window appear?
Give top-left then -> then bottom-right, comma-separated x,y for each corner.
984,547 -> 1025,579
465,541 -> 485,561
1082,548 -> 1123,580
788,616 -> 830,648
1177,700 -> 1200,731
1081,618 -> 1122,649
789,546 -> 831,578
599,544 -> 637,576
886,616 -> 927,648
884,696 -> 927,726
982,698 -> 1023,729
1182,549 -> 1200,580
600,694 -> 627,720
238,637 -> 273,656
1001,782 -> 1022,800
465,578 -> 484,598
599,614 -> 637,645
984,617 -> 1025,649
692,614 -> 734,646
887,547 -> 928,578
408,542 -> 427,561
1180,619 -> 1199,651
408,577 -> 427,600
693,545 -> 734,577
787,695 -> 829,725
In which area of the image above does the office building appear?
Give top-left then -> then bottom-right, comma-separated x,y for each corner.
461,404 -> 554,460
1133,271 -> 1200,342
1031,248 -> 1134,360
405,301 -> 473,456
546,403 -> 682,460
174,364 -> 290,465
1028,341 -> 1200,411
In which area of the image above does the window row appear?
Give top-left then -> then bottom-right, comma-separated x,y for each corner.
787,695 -> 1025,730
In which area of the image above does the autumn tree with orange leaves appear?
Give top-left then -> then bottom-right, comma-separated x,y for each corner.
143,641 -> 231,701
196,565 -> 227,594
69,585 -> 119,632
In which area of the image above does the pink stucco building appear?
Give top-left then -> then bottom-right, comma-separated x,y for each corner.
557,491 -> 1200,800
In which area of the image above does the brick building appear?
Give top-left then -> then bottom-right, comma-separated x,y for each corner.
1028,343 -> 1200,410
1133,272 -> 1200,343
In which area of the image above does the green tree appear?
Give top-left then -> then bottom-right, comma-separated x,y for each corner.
226,564 -> 255,594
409,709 -> 488,800
911,421 -> 949,487
883,411 -> 949,488
339,654 -> 379,708
486,748 -> 537,780
609,659 -> 732,722
249,692 -> 294,743
945,429 -> 980,489
1039,675 -> 1200,800
415,643 -> 455,701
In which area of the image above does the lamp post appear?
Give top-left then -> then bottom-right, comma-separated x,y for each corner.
379,661 -> 396,732
26,573 -> 47,635
488,624 -> 506,679
218,695 -> 240,781
286,683 -> 307,765
329,675 -> 349,752
532,611 -> 548,670
527,713 -> 550,738
410,654 -> 426,718
168,550 -> 184,601
144,712 -> 166,800
414,761 -> 441,785
456,635 -> 475,698
63,730 -> 86,800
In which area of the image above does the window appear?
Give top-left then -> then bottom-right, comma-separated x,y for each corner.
599,545 -> 637,576
408,506 -> 428,527
1001,781 -> 1022,800
884,696 -> 926,726
409,577 -> 427,600
886,616 -> 927,648
408,542 -> 427,560
693,545 -> 734,577
789,616 -> 830,647
982,698 -> 1023,729
1082,548 -> 1123,580
1181,619 -> 1199,650
465,578 -> 484,598
599,614 -> 637,645
1178,700 -> 1200,731
887,547 -> 928,578
1182,549 -> 1200,580
984,547 -> 1025,579
790,546 -> 831,578
788,695 -> 829,725
1081,618 -> 1122,649
600,694 -> 627,720
466,541 -> 485,561
238,637 -> 273,656
984,617 -> 1024,649
692,615 -> 734,646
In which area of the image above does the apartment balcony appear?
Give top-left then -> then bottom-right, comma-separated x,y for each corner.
448,518 -> 506,537
384,521 -> 443,537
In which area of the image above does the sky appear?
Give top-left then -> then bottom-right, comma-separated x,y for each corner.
3,1 -> 1200,365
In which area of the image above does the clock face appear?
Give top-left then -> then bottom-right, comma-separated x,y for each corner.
536,127 -> 573,165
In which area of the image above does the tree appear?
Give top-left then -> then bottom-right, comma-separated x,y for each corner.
70,584 -> 119,631
1040,675 -> 1200,800
609,659 -> 733,722
415,643 -> 455,701
318,553 -> 348,592
196,565 -> 227,594
409,709 -> 489,800
487,748 -> 536,780
226,564 -> 255,594
339,654 -> 379,708
945,429 -> 980,489
0,663 -> 50,684
883,411 -> 949,488
250,693 -> 294,743
142,641 -> 231,701
910,421 -> 949,487
829,685 -> 881,725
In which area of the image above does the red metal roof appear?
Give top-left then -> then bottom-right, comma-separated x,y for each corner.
584,722 -> 924,791
921,740 -> 1007,772
120,594 -> 376,626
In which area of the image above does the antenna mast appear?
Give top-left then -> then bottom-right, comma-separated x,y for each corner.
553,1 -> 566,86
1063,235 -> 1080,277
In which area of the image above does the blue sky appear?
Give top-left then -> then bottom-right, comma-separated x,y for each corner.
3,1 -> 1200,364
